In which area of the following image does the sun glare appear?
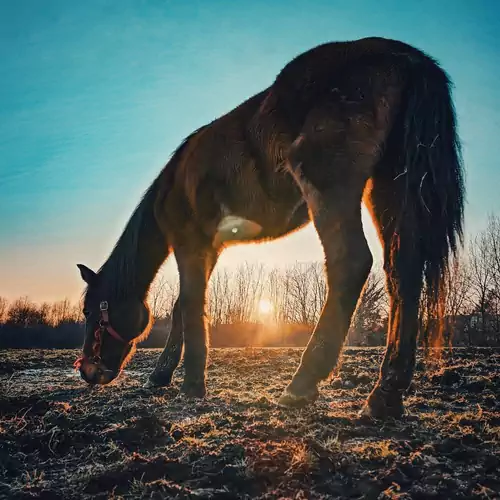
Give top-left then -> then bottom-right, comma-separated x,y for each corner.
258,298 -> 274,315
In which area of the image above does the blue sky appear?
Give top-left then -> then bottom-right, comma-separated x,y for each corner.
1,0 -> 499,302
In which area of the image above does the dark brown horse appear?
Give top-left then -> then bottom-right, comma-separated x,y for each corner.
76,36 -> 464,418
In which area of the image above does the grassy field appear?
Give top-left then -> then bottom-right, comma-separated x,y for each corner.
0,347 -> 499,499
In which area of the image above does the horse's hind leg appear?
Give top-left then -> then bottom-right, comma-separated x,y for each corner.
145,298 -> 183,388
278,185 -> 372,406
361,174 -> 423,419
278,106 -> 386,407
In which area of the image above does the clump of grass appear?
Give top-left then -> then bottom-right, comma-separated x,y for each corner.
285,441 -> 318,475
351,440 -> 397,463
317,433 -> 342,453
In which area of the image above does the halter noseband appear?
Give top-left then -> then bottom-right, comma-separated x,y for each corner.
74,301 -> 129,370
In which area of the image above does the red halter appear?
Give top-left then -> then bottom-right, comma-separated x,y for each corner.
74,301 -> 129,370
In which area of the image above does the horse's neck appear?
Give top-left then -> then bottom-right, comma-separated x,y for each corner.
131,212 -> 169,299
100,181 -> 169,301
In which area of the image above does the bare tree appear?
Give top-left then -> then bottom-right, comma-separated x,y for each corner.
468,230 -> 495,342
7,296 -> 41,327
286,263 -> 312,325
479,215 -> 500,342
348,268 -> 388,345
441,256 -> 473,344
149,274 -> 178,320
50,299 -> 75,326
0,297 -> 8,325
308,262 -> 327,325
483,214 -> 500,293
38,302 -> 51,326
208,267 -> 231,325
70,302 -> 84,324
225,263 -> 265,323
268,267 -> 291,324
280,262 -> 327,326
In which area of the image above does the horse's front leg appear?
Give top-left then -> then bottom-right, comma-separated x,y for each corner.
145,298 -> 183,388
175,244 -> 218,397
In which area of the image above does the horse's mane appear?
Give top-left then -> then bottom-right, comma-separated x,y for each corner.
95,126 -> 206,299
97,178 -> 159,298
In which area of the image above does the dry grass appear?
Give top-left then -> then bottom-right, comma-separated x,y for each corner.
0,346 -> 499,499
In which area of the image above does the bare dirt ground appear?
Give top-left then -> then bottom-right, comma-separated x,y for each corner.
0,347 -> 499,499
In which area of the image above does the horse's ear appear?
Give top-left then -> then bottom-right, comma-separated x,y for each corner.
77,264 -> 97,285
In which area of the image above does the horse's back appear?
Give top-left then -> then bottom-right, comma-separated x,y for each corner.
276,37 -> 430,83
271,37 -> 439,126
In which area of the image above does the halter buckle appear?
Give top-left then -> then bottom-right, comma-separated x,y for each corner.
100,301 -> 109,311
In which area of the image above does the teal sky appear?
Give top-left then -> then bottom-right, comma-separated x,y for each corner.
1,1 -> 499,303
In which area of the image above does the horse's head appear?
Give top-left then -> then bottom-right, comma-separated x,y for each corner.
75,264 -> 153,385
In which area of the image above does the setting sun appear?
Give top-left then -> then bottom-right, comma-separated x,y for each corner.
258,298 -> 274,315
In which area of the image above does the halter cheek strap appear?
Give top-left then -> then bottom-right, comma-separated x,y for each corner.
99,302 -> 126,342
74,301 -> 129,370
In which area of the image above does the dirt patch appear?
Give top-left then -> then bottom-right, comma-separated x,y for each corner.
0,347 -> 499,499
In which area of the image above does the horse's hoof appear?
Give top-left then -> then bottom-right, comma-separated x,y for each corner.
143,373 -> 172,389
180,381 -> 206,399
358,402 -> 377,421
360,387 -> 405,420
277,387 -> 319,408
143,379 -> 163,389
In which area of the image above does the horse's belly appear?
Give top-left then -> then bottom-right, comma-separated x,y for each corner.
213,200 -> 310,247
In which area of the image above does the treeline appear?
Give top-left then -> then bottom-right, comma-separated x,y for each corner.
0,262 -> 387,349
3,214 -> 500,349
115,260 -> 388,347
0,297 -> 84,349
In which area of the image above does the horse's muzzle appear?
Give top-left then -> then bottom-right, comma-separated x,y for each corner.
79,361 -> 118,385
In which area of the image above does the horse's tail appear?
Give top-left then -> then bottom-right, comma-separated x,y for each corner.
385,55 -> 465,352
